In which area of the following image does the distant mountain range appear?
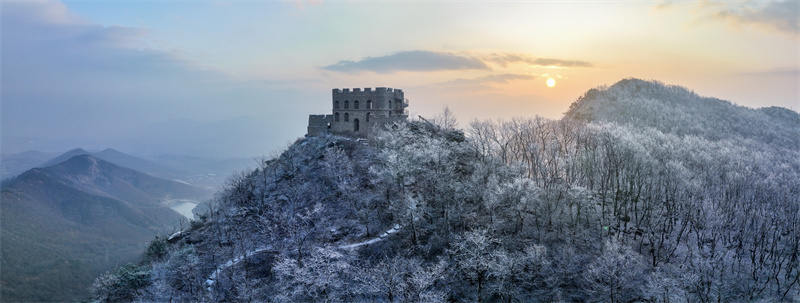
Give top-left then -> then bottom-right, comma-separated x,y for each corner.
0,154 -> 212,302
2,147 -> 255,190
2,116 -> 288,160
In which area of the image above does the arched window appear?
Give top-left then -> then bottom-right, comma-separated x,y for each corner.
353,119 -> 360,132
334,112 -> 340,122
366,100 -> 373,109
366,112 -> 371,122
354,100 -> 360,109
344,100 -> 350,109
344,112 -> 349,122
334,101 -> 340,109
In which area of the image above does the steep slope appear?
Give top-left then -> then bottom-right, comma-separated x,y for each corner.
0,156 -> 202,302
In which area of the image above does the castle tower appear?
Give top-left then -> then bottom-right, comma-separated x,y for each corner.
308,87 -> 408,138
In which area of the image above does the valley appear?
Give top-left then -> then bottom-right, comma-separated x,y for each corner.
0,150 -> 227,302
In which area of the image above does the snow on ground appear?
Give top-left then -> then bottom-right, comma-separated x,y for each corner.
205,246 -> 272,291
337,224 -> 403,249
205,223 -> 405,292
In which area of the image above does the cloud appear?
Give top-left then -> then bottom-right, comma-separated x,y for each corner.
441,74 -> 536,87
1,0 -> 304,157
289,0 -> 322,10
738,68 -> 800,77
322,50 -> 489,73
2,1 -> 220,87
425,74 -> 538,93
707,1 -> 799,37
530,58 -> 593,68
484,53 -> 593,68
652,1 -> 674,11
324,51 -> 592,73
660,1 -> 799,38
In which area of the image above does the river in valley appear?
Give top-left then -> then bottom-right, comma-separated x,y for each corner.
169,200 -> 199,219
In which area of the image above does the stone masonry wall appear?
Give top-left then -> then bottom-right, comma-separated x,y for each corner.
307,87 -> 408,138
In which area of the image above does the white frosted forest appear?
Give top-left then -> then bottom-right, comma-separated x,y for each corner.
91,79 -> 799,302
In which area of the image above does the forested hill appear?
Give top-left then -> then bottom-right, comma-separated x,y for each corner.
91,80 -> 799,302
0,155 -> 196,302
41,154 -> 211,205
565,78 -> 800,149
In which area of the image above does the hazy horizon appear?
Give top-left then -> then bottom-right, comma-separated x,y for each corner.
2,0 -> 798,158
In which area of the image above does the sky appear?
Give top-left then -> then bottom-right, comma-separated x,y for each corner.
2,0 -> 798,158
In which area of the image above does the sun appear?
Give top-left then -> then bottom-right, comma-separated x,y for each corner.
546,78 -> 556,88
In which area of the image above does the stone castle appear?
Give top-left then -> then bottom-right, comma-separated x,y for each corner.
307,87 -> 409,138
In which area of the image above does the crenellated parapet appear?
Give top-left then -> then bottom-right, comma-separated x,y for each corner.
332,87 -> 404,94
332,87 -> 406,112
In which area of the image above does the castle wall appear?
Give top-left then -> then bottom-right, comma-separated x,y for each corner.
332,87 -> 404,111
307,114 -> 332,137
330,87 -> 408,138
307,87 -> 409,138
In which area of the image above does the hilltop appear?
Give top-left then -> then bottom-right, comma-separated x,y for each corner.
565,78 -> 800,148
90,79 -> 799,302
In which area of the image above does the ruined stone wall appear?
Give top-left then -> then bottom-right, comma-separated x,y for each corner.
307,114 -> 332,137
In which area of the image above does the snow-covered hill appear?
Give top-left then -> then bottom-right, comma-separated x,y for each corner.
91,79 -> 799,302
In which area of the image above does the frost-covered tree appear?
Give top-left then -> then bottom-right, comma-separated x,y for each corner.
584,240 -> 647,302
89,79 -> 800,302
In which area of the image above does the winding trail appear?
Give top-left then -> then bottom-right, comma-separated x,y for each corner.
204,223 -> 404,292
205,245 -> 272,291
336,223 -> 403,249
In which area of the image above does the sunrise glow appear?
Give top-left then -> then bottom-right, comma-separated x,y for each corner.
1,2 -> 799,302
1,0 -> 797,155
